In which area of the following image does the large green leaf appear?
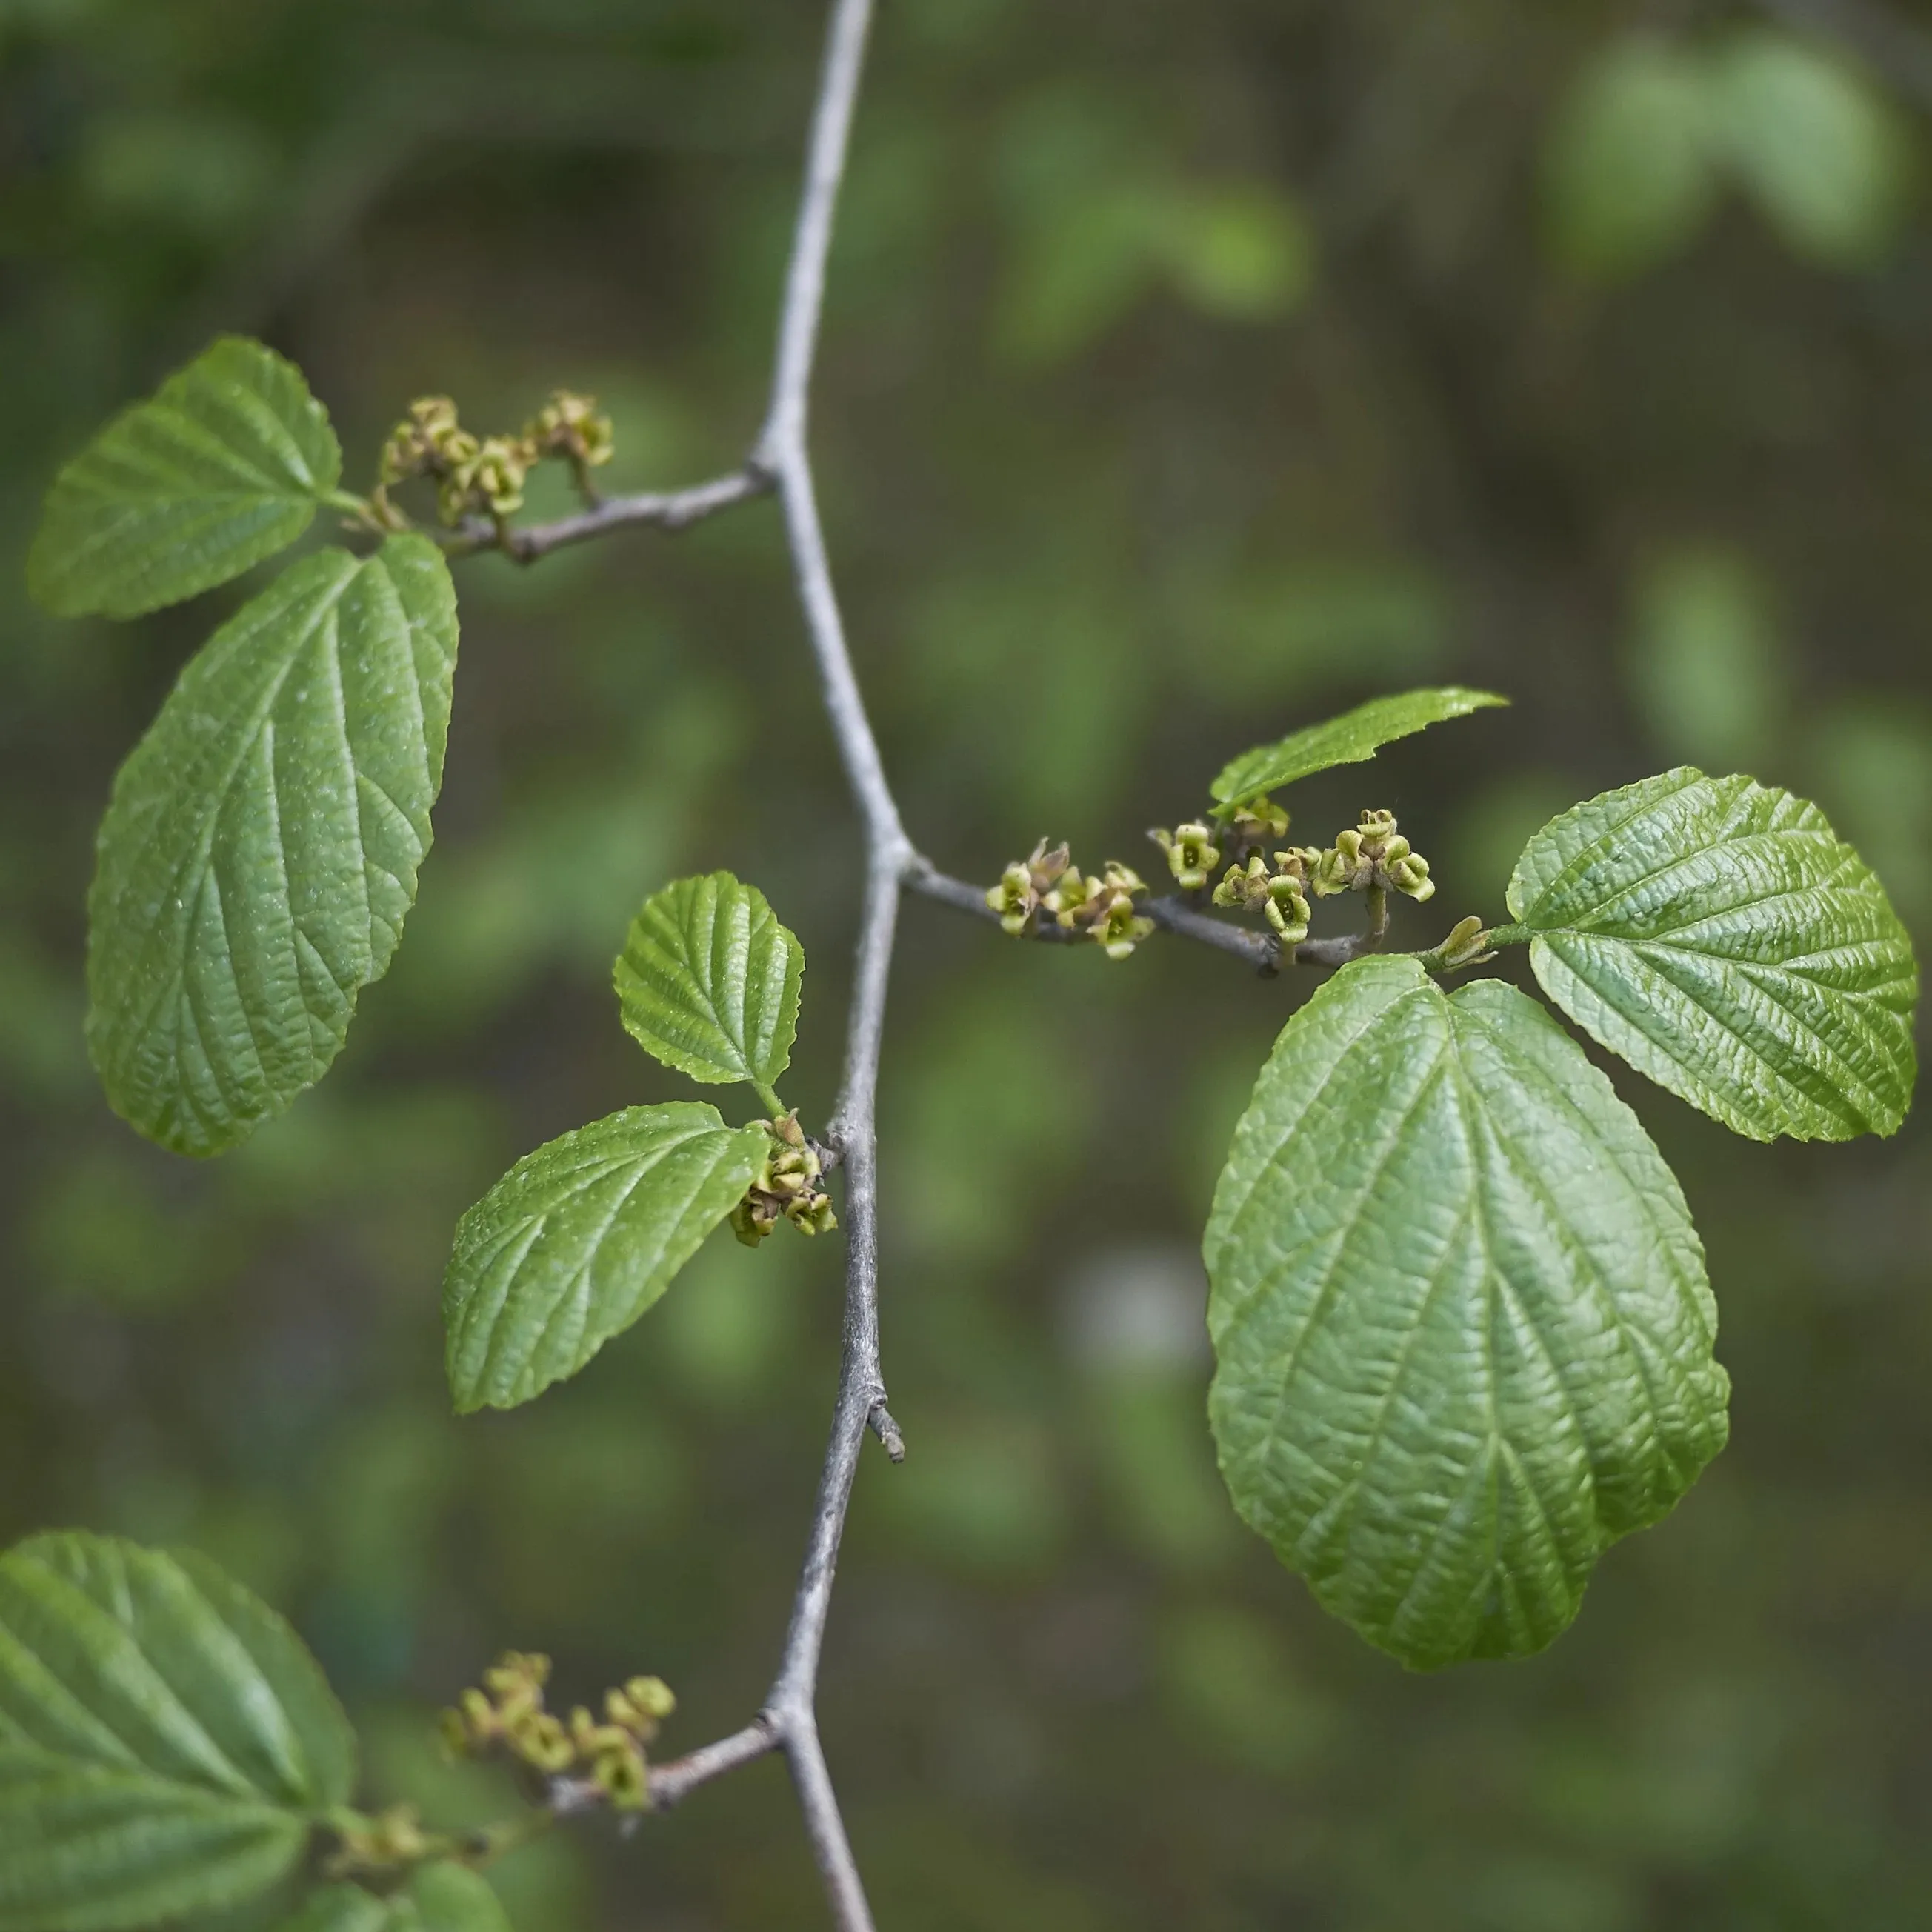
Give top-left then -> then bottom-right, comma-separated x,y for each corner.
1505,767 -> 1917,1141
1209,686 -> 1507,807
1205,957 -> 1728,1671
87,536 -> 460,1157
30,337 -> 343,620
279,1889 -> 390,1932
0,1532 -> 356,1932
614,872 -> 804,1097
444,1102 -> 768,1413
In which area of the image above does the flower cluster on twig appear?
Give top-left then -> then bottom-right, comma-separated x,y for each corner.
732,1111 -> 837,1245
985,841 -> 1155,958
439,1650 -> 676,1815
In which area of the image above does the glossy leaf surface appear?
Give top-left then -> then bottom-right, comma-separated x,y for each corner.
615,872 -> 804,1093
444,1102 -> 767,1413
1508,768 -> 1916,1140
30,338 -> 342,619
0,1533 -> 354,1932
1210,687 -> 1507,806
87,536 -> 459,1156
1206,958 -> 1728,1670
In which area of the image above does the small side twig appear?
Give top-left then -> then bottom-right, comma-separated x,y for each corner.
450,465 -> 773,562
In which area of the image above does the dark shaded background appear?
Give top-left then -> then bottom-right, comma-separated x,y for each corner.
6,1 -> 1932,1926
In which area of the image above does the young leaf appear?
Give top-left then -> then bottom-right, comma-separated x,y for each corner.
277,1870 -> 507,1932
444,1102 -> 769,1413
0,1531 -> 356,1932
1209,686 -> 1507,806
1505,767 -> 1917,1141
87,536 -> 459,1157
278,1889 -> 391,1932
406,1865 -> 512,1932
614,873 -> 805,1097
29,337 -> 343,620
1206,957 -> 1728,1672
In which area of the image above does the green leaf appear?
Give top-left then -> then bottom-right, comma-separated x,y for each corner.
1206,958 -> 1728,1670
0,1531 -> 356,1932
87,536 -> 460,1157
276,1870 -> 507,1932
614,873 -> 804,1098
1209,687 -> 1508,807
29,337 -> 343,620
1506,768 -> 1918,1141
1712,30 -> 1909,267
1542,36 -> 1719,281
444,1102 -> 769,1413
278,1888 -> 390,1932
406,1866 -> 511,1932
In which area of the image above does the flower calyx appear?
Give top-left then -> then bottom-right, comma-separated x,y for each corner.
1311,810 -> 1436,903
326,1804 -> 435,1879
731,1110 -> 836,1246
985,845 -> 1153,957
1212,847 -> 1319,944
439,1650 -> 676,1816
369,388 -> 618,535
1219,793 -> 1291,850
1150,821 -> 1221,892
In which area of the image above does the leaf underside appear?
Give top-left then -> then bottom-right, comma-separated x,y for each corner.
0,1532 -> 356,1932
1209,686 -> 1508,806
29,337 -> 342,620
443,1102 -> 769,1413
1205,957 -> 1728,1671
86,536 -> 459,1157
614,872 -> 805,1092
1508,767 -> 1918,1141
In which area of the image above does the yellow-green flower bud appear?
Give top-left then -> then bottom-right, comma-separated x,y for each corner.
1151,822 -> 1220,891
1265,878 -> 1311,943
986,860 -> 1036,936
1387,851 -> 1434,902
626,1676 -> 677,1721
1227,794 -> 1290,845
596,1744 -> 650,1812
509,1709 -> 574,1775
1433,915 -> 1493,969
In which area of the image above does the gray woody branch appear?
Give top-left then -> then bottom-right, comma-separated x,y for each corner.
451,0 -> 1378,1920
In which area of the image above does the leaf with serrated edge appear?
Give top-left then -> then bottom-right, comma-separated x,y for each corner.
0,1531 -> 356,1932
86,536 -> 459,1157
1508,767 -> 1917,1141
614,873 -> 804,1093
1206,957 -> 1728,1670
444,1102 -> 768,1413
30,338 -> 342,620
1209,686 -> 1508,806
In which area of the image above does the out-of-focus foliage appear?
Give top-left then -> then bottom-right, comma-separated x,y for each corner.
4,0 -> 1932,1927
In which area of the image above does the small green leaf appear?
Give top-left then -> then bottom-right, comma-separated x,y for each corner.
87,536 -> 459,1157
407,1865 -> 512,1932
614,873 -> 804,1097
1206,957 -> 1728,1670
30,337 -> 343,620
1712,30 -> 1909,266
1542,36 -> 1719,280
1506,768 -> 1918,1141
444,1102 -> 769,1413
0,1531 -> 356,1932
277,1888 -> 391,1932
1209,687 -> 1508,807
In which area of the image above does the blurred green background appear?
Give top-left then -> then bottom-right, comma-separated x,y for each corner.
5,0 -> 1932,1925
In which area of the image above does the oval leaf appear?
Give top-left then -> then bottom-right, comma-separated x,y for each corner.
1206,957 -> 1728,1671
444,1102 -> 768,1413
278,1889 -> 391,1932
0,1532 -> 355,1932
407,1866 -> 512,1932
1209,686 -> 1507,807
30,338 -> 342,620
1506,767 -> 1917,1141
614,873 -> 804,1094
87,536 -> 460,1157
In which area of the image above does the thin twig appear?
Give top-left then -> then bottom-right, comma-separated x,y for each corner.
453,467 -> 774,561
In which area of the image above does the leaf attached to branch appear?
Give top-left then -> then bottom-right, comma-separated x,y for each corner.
30,337 -> 343,619
1205,956 -> 1729,1670
1507,767 -> 1917,1140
